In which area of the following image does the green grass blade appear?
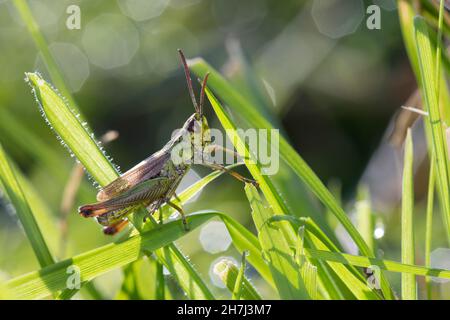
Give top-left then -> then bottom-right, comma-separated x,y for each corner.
296,226 -> 318,299
300,262 -> 318,300
304,248 -> 450,279
434,0 -> 445,89
155,261 -> 165,300
398,0 -> 421,83
7,161 -> 60,257
401,129 -> 416,300
214,258 -> 262,300
26,73 -> 118,187
116,258 -> 158,300
245,184 -> 308,299
231,251 -> 248,300
0,142 -> 54,268
5,211 -> 217,300
425,154 -> 435,299
356,187 -> 374,253
414,16 -> 450,243
204,87 -> 296,243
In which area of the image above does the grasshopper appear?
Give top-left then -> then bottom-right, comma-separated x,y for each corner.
79,49 -> 257,235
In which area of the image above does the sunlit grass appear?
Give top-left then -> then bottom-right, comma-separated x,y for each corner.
1,0 -> 450,301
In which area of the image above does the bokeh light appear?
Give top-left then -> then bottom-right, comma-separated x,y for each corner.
312,0 -> 364,39
199,221 -> 232,254
209,256 -> 237,288
117,0 -> 170,22
431,248 -> 450,284
35,42 -> 90,93
82,14 -> 140,69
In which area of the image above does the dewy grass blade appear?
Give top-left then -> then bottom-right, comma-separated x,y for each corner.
414,16 -> 450,243
25,72 -> 214,300
25,73 -> 117,187
6,212 -> 217,300
0,142 -> 55,268
401,129 -> 416,300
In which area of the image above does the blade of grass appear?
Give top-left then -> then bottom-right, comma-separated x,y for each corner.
401,129 -> 416,300
300,262 -> 318,300
0,142 -> 54,267
295,226 -> 319,299
9,161 -> 60,257
304,249 -> 450,279
224,41 -> 338,248
356,186 -> 374,253
214,258 -> 262,300
231,251 -> 248,300
25,73 -> 118,187
117,260 -> 145,300
155,260 -> 165,300
414,15 -> 450,244
425,154 -> 435,299
245,184 -> 308,299
434,0 -> 445,95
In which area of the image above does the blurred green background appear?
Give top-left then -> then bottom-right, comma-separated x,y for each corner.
0,0 -> 448,298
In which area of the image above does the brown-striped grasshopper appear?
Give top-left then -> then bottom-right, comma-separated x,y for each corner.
79,50 -> 257,235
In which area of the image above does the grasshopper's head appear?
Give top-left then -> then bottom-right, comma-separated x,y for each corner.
178,49 -> 211,150
182,113 -> 211,150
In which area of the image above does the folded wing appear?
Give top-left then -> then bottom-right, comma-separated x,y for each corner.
96,149 -> 171,201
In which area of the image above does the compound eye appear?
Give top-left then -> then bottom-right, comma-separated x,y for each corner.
187,119 -> 196,132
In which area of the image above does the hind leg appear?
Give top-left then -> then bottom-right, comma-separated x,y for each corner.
103,219 -> 129,235
166,200 -> 189,231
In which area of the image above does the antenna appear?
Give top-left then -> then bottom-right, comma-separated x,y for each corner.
199,73 -> 210,117
178,49 -> 199,114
